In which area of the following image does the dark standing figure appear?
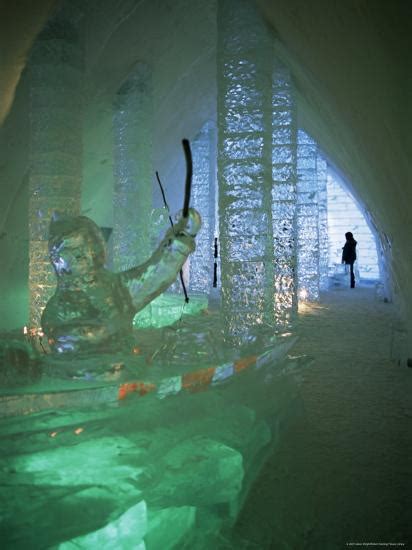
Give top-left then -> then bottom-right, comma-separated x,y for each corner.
342,232 -> 357,288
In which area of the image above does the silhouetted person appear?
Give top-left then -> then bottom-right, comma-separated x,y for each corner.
342,231 -> 357,288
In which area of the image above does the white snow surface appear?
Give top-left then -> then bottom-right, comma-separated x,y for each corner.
235,284 -> 412,548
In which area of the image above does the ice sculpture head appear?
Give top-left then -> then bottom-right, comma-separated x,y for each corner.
48,215 -> 106,278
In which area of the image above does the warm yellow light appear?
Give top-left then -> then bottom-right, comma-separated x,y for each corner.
298,289 -> 308,300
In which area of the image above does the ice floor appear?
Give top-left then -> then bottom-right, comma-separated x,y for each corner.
234,284 -> 412,548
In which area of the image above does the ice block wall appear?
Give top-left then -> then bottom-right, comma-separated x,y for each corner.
271,61 -> 298,325
189,122 -> 215,295
217,0 -> 273,342
317,152 -> 329,291
327,173 -> 380,280
297,130 -> 320,301
112,63 -> 152,283
28,9 -> 84,328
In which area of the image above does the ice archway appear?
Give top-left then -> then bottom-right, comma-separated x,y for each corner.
1,0 -> 410,360
0,0 -> 411,548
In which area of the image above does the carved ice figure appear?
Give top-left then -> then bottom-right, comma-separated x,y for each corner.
41,210 -> 201,352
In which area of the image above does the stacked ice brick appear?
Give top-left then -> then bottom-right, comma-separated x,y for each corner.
217,0 -> 274,343
112,63 -> 152,280
297,130 -> 320,301
271,62 -> 298,324
317,152 -> 329,291
189,122 -> 215,294
28,11 -> 83,328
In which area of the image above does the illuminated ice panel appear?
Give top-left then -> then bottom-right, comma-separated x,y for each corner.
317,153 -> 329,291
272,61 -> 298,325
218,0 -> 273,342
297,130 -> 319,301
189,123 -> 215,294
327,173 -> 380,280
112,63 -> 152,279
28,11 -> 83,327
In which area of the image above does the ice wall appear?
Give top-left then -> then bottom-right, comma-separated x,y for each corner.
112,63 -> 153,277
297,130 -> 320,301
327,173 -> 380,280
28,9 -> 83,328
189,122 -> 215,295
217,0 -> 273,342
271,61 -> 298,324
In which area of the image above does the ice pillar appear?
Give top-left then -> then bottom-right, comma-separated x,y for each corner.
297,130 -> 319,301
317,152 -> 329,291
112,63 -> 152,280
271,61 -> 298,325
217,0 -> 273,343
28,11 -> 84,327
189,122 -> 216,295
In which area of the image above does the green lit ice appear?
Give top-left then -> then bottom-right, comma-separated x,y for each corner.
0,329 -> 303,548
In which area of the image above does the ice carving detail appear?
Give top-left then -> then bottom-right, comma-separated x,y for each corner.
41,210 -> 201,352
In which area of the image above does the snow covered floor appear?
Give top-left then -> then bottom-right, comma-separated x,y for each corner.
234,285 -> 412,549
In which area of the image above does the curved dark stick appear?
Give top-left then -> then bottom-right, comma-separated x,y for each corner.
156,171 -> 174,228
180,269 -> 189,303
155,168 -> 189,304
182,139 -> 192,218
181,138 -> 193,302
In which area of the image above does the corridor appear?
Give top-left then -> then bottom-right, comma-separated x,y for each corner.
235,285 -> 412,549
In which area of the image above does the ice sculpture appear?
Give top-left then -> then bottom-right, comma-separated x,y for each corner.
272,61 -> 298,324
112,63 -> 152,280
41,210 -> 201,352
28,9 -> 84,328
189,122 -> 216,295
217,0 -> 274,342
297,129 -> 320,301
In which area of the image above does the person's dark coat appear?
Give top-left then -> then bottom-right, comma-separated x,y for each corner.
342,233 -> 357,264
